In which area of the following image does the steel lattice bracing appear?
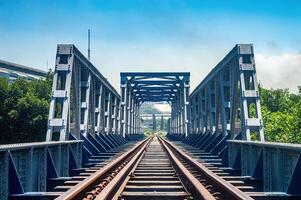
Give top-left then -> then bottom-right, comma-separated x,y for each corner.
120,72 -> 190,137
189,44 -> 264,141
47,44 -> 121,141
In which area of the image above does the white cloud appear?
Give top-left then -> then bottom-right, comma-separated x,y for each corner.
154,104 -> 171,113
255,53 -> 301,92
92,43 -> 217,92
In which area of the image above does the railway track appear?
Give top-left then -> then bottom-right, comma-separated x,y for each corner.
55,136 -> 253,200
119,136 -> 190,200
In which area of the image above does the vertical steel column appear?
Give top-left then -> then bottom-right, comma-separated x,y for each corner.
172,103 -> 175,134
120,79 -> 127,137
112,96 -> 117,134
132,97 -> 136,134
190,97 -> 195,133
47,45 -> 76,141
193,96 -> 198,133
208,80 -> 216,134
116,99 -> 120,134
176,98 -> 180,134
170,110 -> 173,134
197,93 -> 202,134
219,69 -> 231,136
134,103 -> 137,134
80,70 -> 91,137
238,45 -> 264,141
95,84 -> 103,133
179,93 -> 182,134
130,95 -> 134,134
127,91 -> 132,134
200,89 -> 206,133
137,104 -> 141,134
136,103 -> 139,134
105,92 -> 112,134
132,101 -> 135,134
183,80 -> 190,136
89,79 -> 96,137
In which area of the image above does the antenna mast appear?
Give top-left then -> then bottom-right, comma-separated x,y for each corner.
88,29 -> 91,60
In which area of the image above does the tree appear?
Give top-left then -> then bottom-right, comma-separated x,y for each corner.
160,115 -> 164,130
259,85 -> 293,113
152,114 -> 157,131
259,84 -> 301,143
0,70 -> 53,144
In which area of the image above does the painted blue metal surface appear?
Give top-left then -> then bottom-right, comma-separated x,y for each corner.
228,140 -> 301,195
120,72 -> 190,137
0,140 -> 82,199
0,133 -> 144,200
121,72 -> 189,103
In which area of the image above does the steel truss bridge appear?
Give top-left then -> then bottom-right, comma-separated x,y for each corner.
1,44 -> 300,200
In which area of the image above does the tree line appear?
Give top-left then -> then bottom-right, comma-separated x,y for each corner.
0,72 -> 53,143
260,86 -> 301,143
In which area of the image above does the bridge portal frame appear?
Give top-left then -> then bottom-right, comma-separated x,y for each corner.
46,44 -> 120,141
120,72 -> 190,137
190,44 -> 264,141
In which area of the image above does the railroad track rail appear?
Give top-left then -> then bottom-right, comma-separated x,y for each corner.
55,136 -> 253,200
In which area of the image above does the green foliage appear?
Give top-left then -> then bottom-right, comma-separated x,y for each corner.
143,128 -> 166,137
144,128 -> 153,136
155,130 -> 167,137
259,85 -> 301,143
0,71 -> 53,143
259,86 -> 293,113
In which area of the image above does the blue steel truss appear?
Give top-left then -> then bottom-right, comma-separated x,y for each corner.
120,72 -> 190,137
47,44 -> 121,141
187,44 -> 264,141
121,72 -> 189,103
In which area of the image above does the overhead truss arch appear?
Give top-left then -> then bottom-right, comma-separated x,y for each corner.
120,72 -> 190,137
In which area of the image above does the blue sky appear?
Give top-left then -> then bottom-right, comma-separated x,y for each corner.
0,0 -> 301,91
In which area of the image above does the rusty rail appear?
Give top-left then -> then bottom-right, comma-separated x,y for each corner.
93,137 -> 152,200
159,137 -> 216,200
56,137 -> 152,200
159,137 -> 253,200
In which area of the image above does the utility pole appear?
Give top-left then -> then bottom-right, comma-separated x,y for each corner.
88,29 -> 91,61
